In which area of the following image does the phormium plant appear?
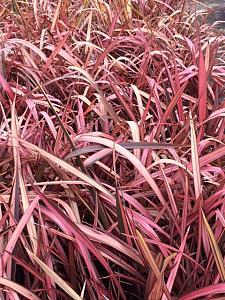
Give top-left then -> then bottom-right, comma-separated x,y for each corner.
0,0 -> 225,299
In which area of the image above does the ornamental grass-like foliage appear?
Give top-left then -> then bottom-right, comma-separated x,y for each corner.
1,0 -> 225,299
